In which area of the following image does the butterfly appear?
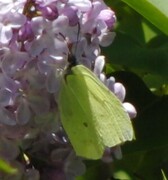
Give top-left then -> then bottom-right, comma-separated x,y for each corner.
58,24 -> 134,159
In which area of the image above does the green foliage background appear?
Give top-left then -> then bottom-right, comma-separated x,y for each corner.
77,0 -> 168,179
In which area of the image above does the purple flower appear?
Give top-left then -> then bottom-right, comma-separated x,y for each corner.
0,12 -> 26,44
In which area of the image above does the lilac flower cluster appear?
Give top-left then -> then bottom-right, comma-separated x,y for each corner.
0,0 -> 117,127
0,0 -> 136,179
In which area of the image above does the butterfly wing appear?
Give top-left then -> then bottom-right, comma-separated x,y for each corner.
75,65 -> 133,146
58,65 -> 134,159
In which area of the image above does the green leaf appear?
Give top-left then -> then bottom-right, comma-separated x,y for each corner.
103,32 -> 168,82
122,0 -> 168,35
162,169 -> 168,180
113,148 -> 168,180
0,159 -> 17,174
58,65 -> 134,159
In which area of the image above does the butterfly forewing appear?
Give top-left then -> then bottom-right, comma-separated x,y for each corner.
72,65 -> 134,145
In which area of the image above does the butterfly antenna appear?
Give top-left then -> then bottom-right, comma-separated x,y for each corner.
58,23 -> 81,72
67,22 -> 81,68
74,22 -> 80,56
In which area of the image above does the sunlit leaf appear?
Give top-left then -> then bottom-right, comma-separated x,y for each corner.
122,0 -> 168,35
0,159 -> 17,174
